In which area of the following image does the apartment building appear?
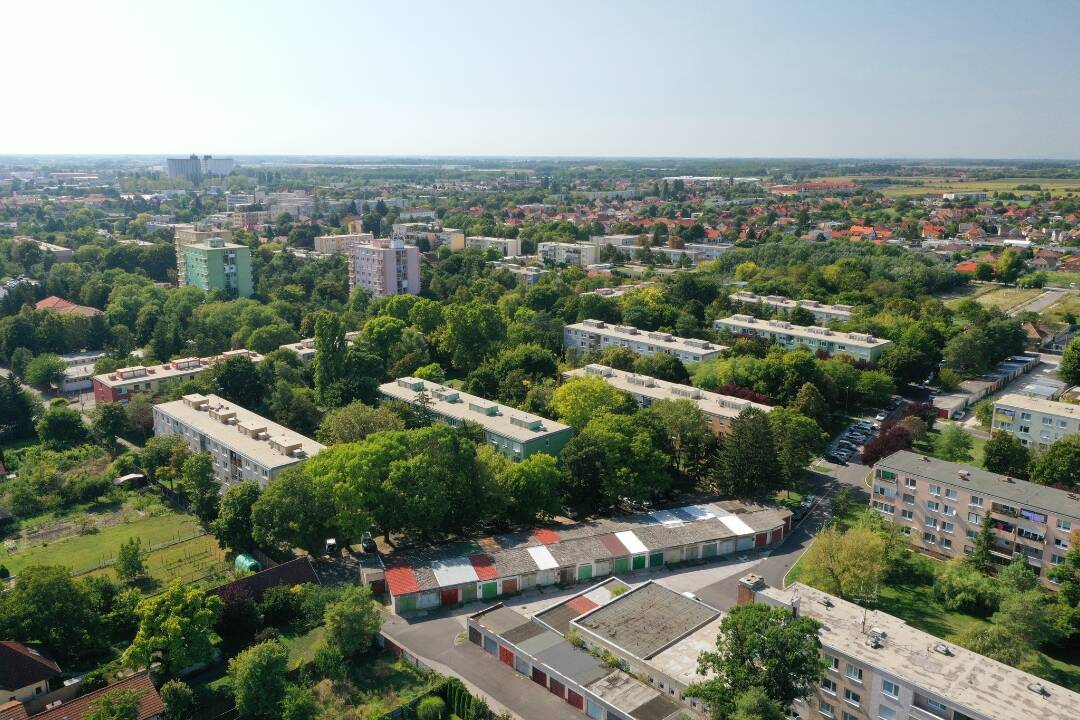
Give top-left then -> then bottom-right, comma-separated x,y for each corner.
166,154 -> 235,179
391,222 -> 463,250
729,291 -> 854,323
18,237 -> 73,262
451,235 -> 522,257
173,224 -> 233,283
683,242 -> 735,261
313,232 -> 373,255
153,393 -> 324,487
582,282 -> 656,298
488,261 -> 548,285
277,331 -> 359,364
564,320 -> 727,364
870,450 -> 1078,583
346,237 -> 420,297
378,377 -> 573,461
231,208 -> 272,230
588,234 -> 640,249
564,365 -> 771,435
182,238 -> 253,298
992,393 -> 1080,449
714,314 -> 891,362
92,349 -> 263,404
538,241 -> 599,267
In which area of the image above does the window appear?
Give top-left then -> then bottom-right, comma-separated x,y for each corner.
903,493 -> 915,505
925,518 -> 938,529
942,521 -> 955,533
922,532 -> 936,544
970,495 -> 983,507
905,478 -> 917,488
1052,554 -> 1066,565
945,488 -> 958,500
1019,425 -> 1031,433
1058,519 -> 1072,532
965,529 -> 978,540
878,706 -> 896,720
926,697 -> 948,714
819,700 -> 835,718
1056,537 -> 1070,549
882,680 -> 899,698
1043,416 -> 1054,426
929,484 -> 941,496
1020,412 -> 1032,420
901,509 -> 914,520
843,713 -> 858,720
843,688 -> 861,706
1060,420 -> 1069,428
845,664 -> 862,682
826,655 -> 839,671
943,505 -> 956,516
820,678 -> 837,694
927,500 -> 939,512
968,512 -> 980,524
941,538 -> 952,550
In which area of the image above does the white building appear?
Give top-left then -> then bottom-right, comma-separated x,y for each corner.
992,393 -> 1080,449
452,235 -> 522,257
313,232 -> 374,255
564,320 -> 726,364
153,393 -> 324,488
538,241 -> 598,267
714,314 -> 891,362
729,291 -> 854,323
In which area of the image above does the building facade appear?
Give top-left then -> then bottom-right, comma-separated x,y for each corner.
564,365 -> 771,435
538,241 -> 599,267
92,349 -> 262,404
870,450 -> 1078,584
729,291 -> 854,323
166,154 -> 235,179
346,237 -> 420,297
313,232 -> 374,255
451,235 -> 522,257
182,238 -> 253,298
153,393 -> 324,488
564,320 -> 726,364
173,224 -> 233,284
714,314 -> 891,362
992,393 -> 1080,449
378,377 -> 573,461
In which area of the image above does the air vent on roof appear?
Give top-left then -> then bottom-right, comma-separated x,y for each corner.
819,597 -> 834,608
933,642 -> 953,656
1003,476 -> 1015,483
958,470 -> 970,480
1027,682 -> 1048,696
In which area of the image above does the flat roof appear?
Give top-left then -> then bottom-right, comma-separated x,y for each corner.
154,393 -> 324,470
573,582 -> 720,660
762,582 -> 1080,720
716,315 -> 891,349
565,365 -> 771,421
647,614 -> 724,688
994,392 -> 1080,418
378,377 -> 571,443
565,320 -> 727,358
94,349 -> 264,389
729,291 -> 853,317
877,450 -> 1080,520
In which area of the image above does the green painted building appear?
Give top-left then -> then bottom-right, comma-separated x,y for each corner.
182,237 -> 253,298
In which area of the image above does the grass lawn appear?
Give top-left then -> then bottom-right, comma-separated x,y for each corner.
1,503 -> 209,577
1040,292 -> 1080,323
912,425 -> 986,468
282,625 -> 327,670
1044,271 -> 1080,288
974,287 -> 1042,312
941,284 -> 997,308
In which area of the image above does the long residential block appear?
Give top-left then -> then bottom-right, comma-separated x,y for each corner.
378,377 -> 573,461
313,232 -> 373,255
870,450 -> 1078,585
714,314 -> 891,362
92,349 -> 263,404
729,291 -> 854,323
564,320 -> 726,364
153,393 -> 324,487
538,241 -> 598,267
992,392 -> 1080,449
564,364 -> 771,435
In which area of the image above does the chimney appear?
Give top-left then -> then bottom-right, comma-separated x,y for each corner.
737,574 -> 767,606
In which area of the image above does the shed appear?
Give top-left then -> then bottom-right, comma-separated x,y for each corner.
234,554 -> 262,572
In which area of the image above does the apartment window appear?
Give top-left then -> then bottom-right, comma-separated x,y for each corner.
843,688 -> 860,707
941,538 -> 952,550
942,521 -> 955,534
1043,416 -> 1054,426
925,518 -> 938,529
901,509 -> 914,521
1052,554 -> 1066,566
819,700 -> 835,718
970,496 -> 983,507
845,664 -> 862,683
905,478 -> 917,488
945,488 -> 958,500
843,714 -> 858,720
826,655 -> 839,672
903,493 -> 915,505
878,706 -> 897,720
964,545 -> 974,555
882,680 -> 899,698
927,500 -> 940,512
965,529 -> 978,540
943,505 -> 956,517
1058,519 -> 1072,532
1060,420 -> 1069,428
820,678 -> 837,695
922,532 -> 936,545
1056,537 -> 1070,549
968,512 -> 980,524
1019,425 -> 1030,433
929,484 -> 941,496
925,697 -> 948,714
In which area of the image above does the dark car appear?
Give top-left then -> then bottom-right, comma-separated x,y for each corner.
360,532 -> 377,554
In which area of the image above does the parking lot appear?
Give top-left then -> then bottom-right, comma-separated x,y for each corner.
826,397 -> 906,465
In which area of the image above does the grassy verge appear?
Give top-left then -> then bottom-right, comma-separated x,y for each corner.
912,426 -> 986,467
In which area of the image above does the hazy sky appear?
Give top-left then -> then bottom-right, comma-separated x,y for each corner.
5,0 -> 1079,158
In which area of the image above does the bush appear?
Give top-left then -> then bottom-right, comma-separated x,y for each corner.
259,585 -> 303,627
933,560 -> 1000,616
417,696 -> 447,720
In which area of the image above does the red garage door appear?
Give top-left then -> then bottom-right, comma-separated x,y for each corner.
499,646 -> 514,667
567,690 -> 584,710
532,667 -> 548,686
755,532 -> 767,547
549,678 -> 566,699
502,577 -> 518,593
441,588 -> 459,606
770,528 -> 783,544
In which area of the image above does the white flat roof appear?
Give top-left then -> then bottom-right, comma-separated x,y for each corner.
716,315 -> 890,349
565,321 -> 728,358
994,392 -> 1080,418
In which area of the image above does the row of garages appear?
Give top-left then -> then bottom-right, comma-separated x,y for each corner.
378,502 -> 791,615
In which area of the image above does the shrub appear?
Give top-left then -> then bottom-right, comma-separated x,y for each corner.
417,696 -> 447,720
259,585 -> 303,627
932,560 -> 1000,616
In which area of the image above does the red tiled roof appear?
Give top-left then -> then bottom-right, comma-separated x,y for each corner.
0,642 -> 61,694
0,701 -> 28,720
29,674 -> 163,720
384,567 -> 420,596
469,554 -> 498,581
597,533 -> 629,557
35,296 -> 77,311
565,596 -> 599,616
532,528 -> 560,545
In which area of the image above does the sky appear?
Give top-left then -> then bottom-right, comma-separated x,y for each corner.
4,0 -> 1080,158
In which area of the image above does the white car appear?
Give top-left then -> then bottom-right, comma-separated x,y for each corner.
875,412 -> 888,422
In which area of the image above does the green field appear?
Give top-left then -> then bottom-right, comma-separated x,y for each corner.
974,287 -> 1042,312
912,425 -> 986,467
819,176 -> 1080,199
941,284 -> 997,308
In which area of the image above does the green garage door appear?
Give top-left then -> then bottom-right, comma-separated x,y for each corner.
481,582 -> 498,600
461,584 -> 477,602
702,543 -> 717,559
632,554 -> 647,571
398,595 -> 417,613
578,564 -> 593,581
613,557 -> 630,574
649,551 -> 664,568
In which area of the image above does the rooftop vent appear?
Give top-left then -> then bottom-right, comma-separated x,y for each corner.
958,470 -> 971,480
819,597 -> 834,608
933,642 -> 953,656
1027,682 -> 1048,696
1003,476 -> 1016,483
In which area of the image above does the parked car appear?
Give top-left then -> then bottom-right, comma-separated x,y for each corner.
951,409 -> 967,420
360,532 -> 377,554
875,411 -> 889,422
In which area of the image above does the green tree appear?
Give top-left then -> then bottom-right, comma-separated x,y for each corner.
36,404 -> 89,450
324,585 -> 382,659
715,407 -> 780,497
181,453 -> 220,523
0,565 -> 99,662
974,400 -> 994,428
731,686 -> 785,720
440,301 -> 506,371
933,423 -> 974,462
251,467 -> 337,553
650,398 -> 714,484
801,526 -> 886,603
982,431 -> 1030,478
686,603 -> 824,718
632,353 -> 689,384
769,407 -> 826,488
228,640 -> 289,720
312,311 -> 349,406
417,697 -> 447,720
282,685 -> 320,720
91,402 -> 129,454
1029,435 -> 1080,490
792,382 -> 828,426
316,401 -> 405,445
1060,338 -> 1080,385
965,513 -> 996,573
500,452 -> 563,525
212,356 -> 267,410
159,680 -> 197,720
114,537 -> 145,582
993,589 -> 1061,648
995,248 -> 1025,284
123,581 -> 222,675
551,375 -> 635,430
84,690 -> 141,720
957,624 -> 1027,666
932,559 -> 1000,616
211,481 -> 260,550
24,353 -> 66,387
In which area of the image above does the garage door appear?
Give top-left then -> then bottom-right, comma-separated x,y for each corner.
549,678 -> 566,699
468,627 -> 481,645
578,564 -> 593,581
397,595 -> 416,613
502,578 -> 518,593
701,542 -> 717,559
755,533 -> 767,547
632,554 -> 647,571
567,690 -> 584,710
532,667 -> 548,686
613,557 -> 629,574
586,699 -> 604,720
461,584 -> 477,602
481,582 -> 498,600
441,588 -> 459,607
770,528 -> 783,544
499,646 -> 514,667
649,551 -> 664,567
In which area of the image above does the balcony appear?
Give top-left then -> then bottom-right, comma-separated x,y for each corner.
991,503 -> 1018,518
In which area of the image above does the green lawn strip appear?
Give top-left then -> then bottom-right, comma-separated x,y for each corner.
282,624 -> 327,671
912,427 -> 985,468
2,510 -> 204,576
